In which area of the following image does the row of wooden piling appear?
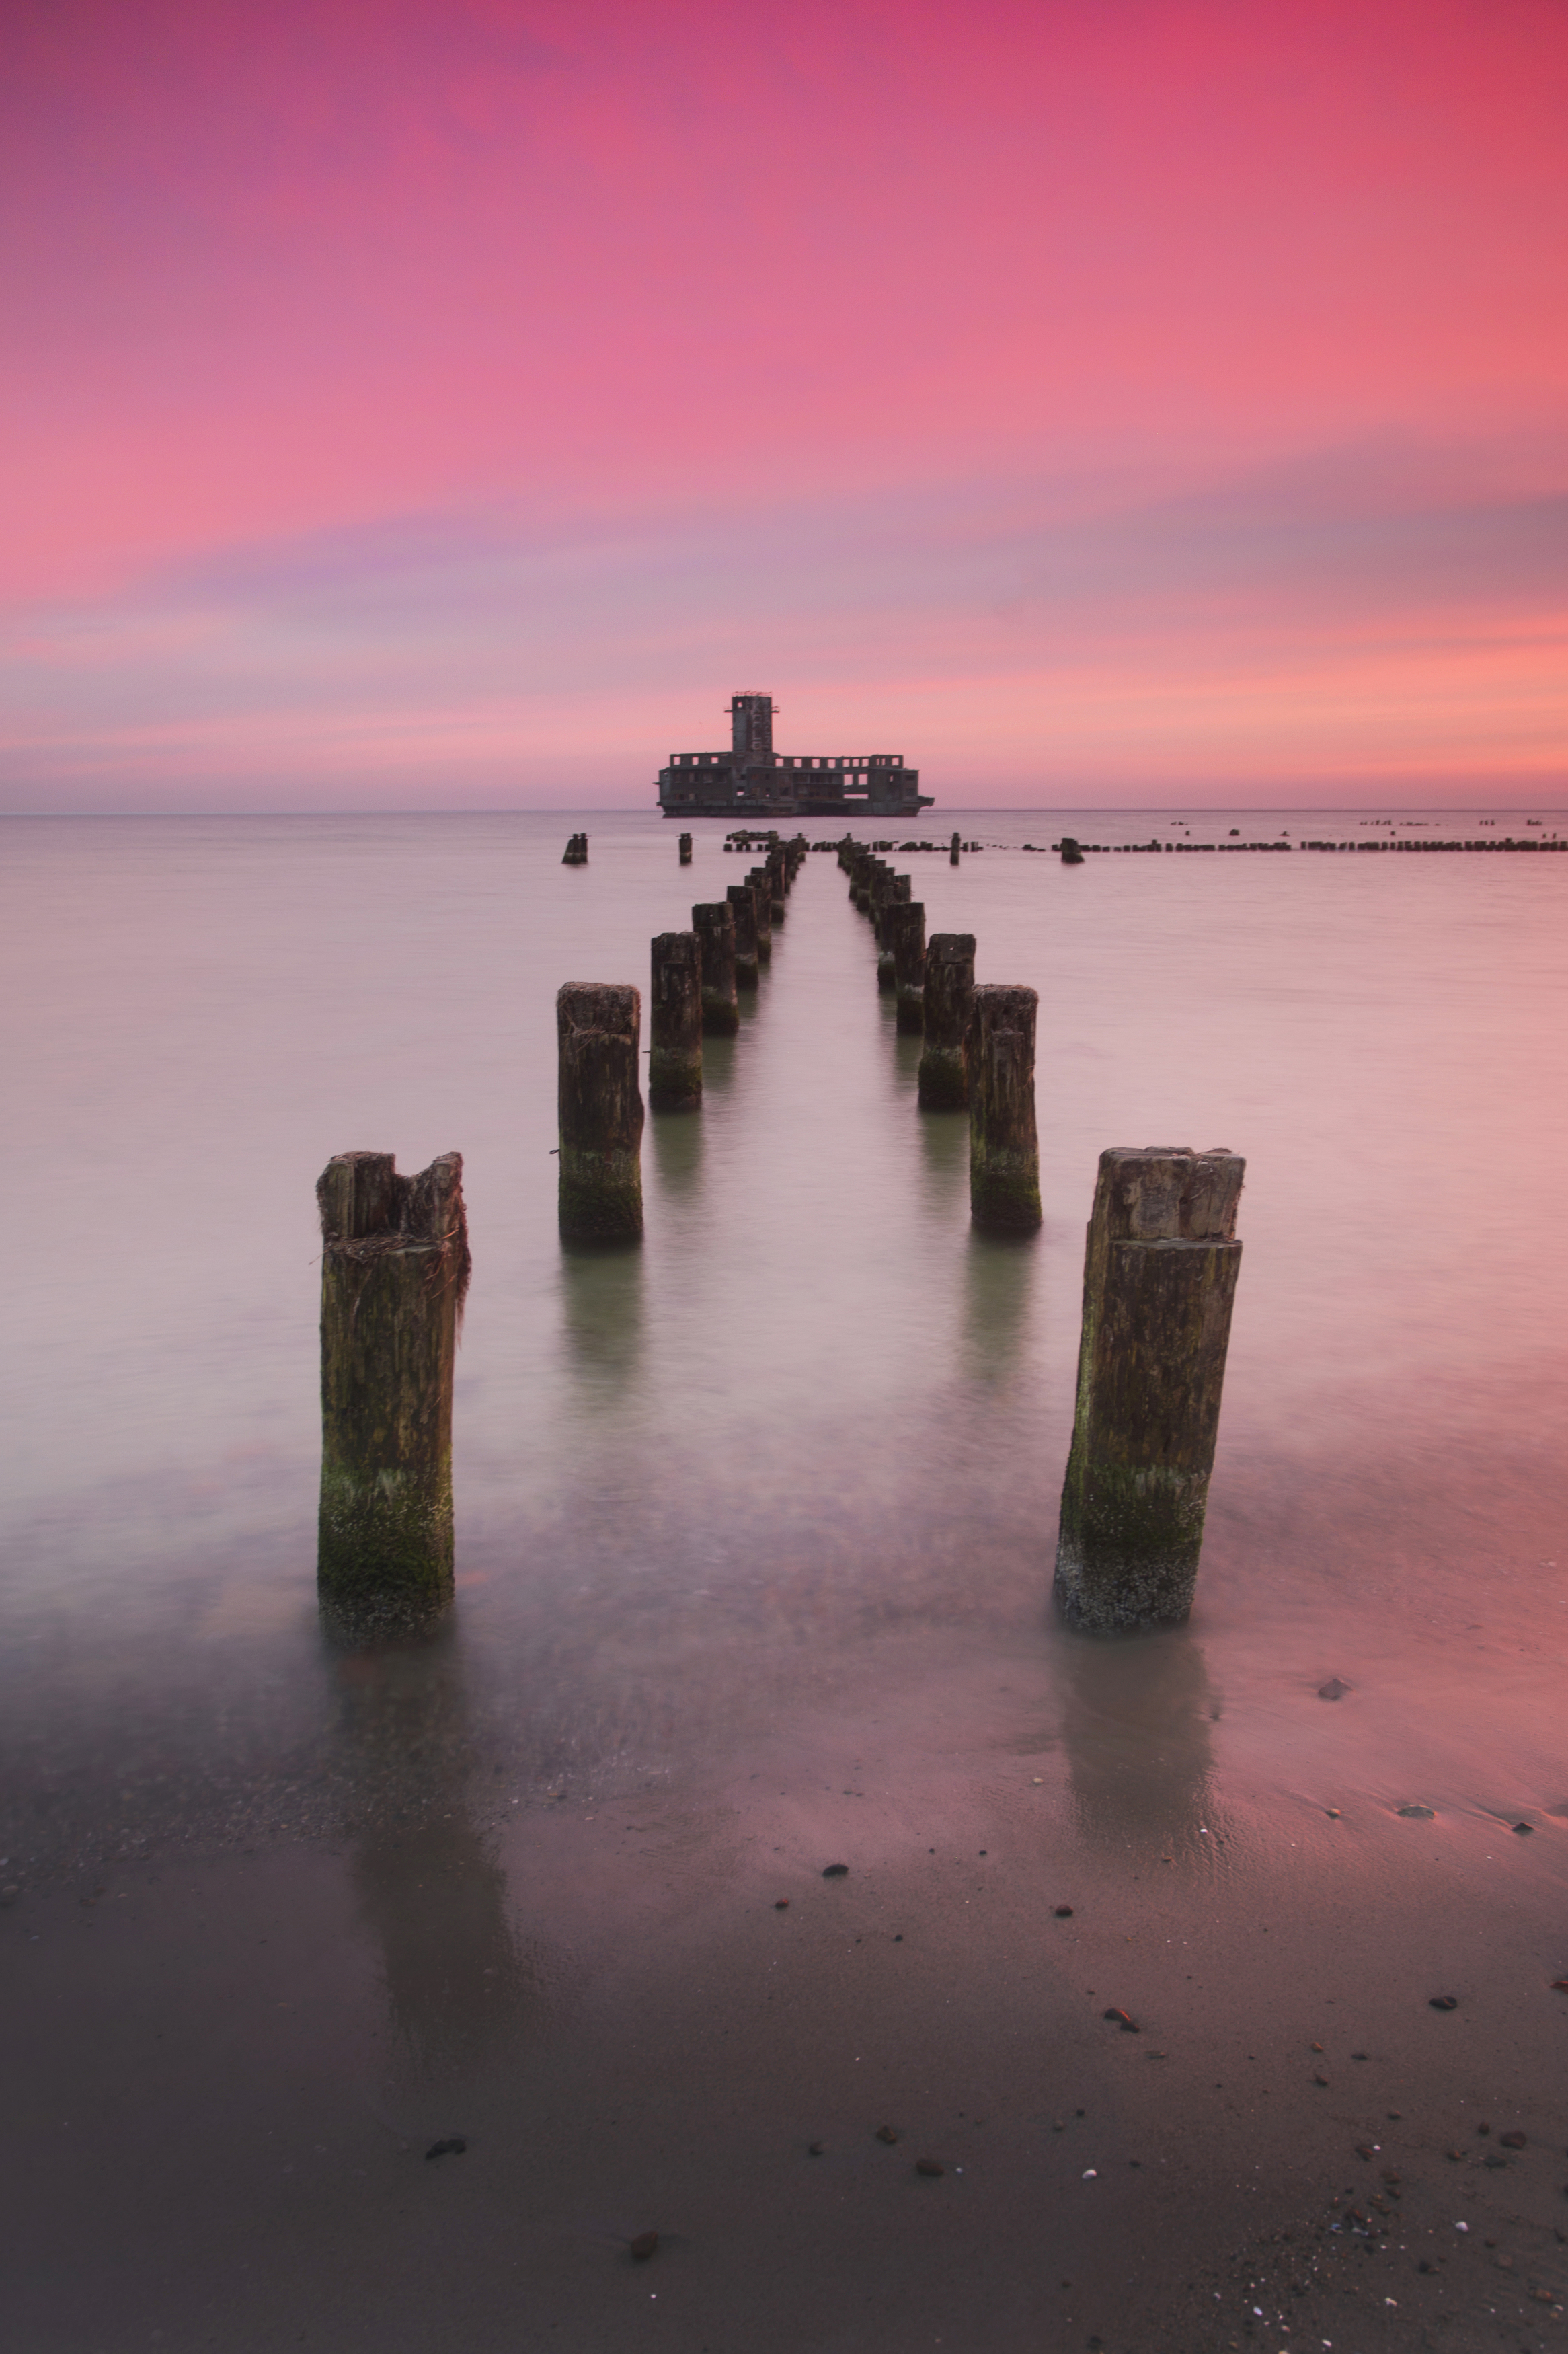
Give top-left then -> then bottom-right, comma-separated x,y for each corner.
838,837 -> 1044,1234
316,833 -> 1244,1644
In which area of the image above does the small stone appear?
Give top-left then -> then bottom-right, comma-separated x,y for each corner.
1446,2147 -> 1463,2160
915,2156 -> 944,2176
1102,2007 -> 1138,2031
1325,1808 -> 1341,1818
1311,2041 -> 1324,2052
1484,2153 -> 1509,2168
1054,1905 -> 1074,1918
1352,2051 -> 1368,2060
1319,1679 -> 1350,1700
1514,1821 -> 1534,1835
1356,2144 -> 1375,2160
808,2141 -> 824,2156
424,2137 -> 467,2160
1534,2288 -> 1556,2304
822,1863 -> 849,1878
1429,1995 -> 1459,2010
1313,2074 -> 1330,2088
1551,1979 -> 1568,1991
774,1899 -> 789,1909
1500,2131 -> 1527,2148
1419,2259 -> 1436,2272
629,2231 -> 658,2260
875,2125 -> 900,2145
1398,1805 -> 1436,1819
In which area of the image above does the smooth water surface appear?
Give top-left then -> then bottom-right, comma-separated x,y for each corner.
5,809 -> 1568,2350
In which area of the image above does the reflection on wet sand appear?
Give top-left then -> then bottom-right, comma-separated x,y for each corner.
1052,1624 -> 1216,1857
330,1636 -> 535,2081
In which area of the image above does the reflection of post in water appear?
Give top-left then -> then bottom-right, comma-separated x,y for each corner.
960,1227 -> 1037,1383
329,1636 -> 535,2082
1053,1624 -> 1216,1856
559,1237 -> 645,1395
648,1084 -> 705,1207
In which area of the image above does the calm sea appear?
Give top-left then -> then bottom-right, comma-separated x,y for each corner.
5,806 -> 1568,2349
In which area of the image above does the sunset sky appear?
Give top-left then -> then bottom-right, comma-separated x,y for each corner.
2,0 -> 1565,809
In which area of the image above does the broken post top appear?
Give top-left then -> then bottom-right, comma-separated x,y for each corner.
652,929 -> 701,969
1091,1147 -> 1245,1243
928,932 -> 976,964
316,1151 -> 470,1307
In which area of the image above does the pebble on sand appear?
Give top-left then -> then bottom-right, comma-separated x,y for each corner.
1514,1821 -> 1534,1834
1054,1905 -> 1074,1918
1429,1994 -> 1459,2010
822,1863 -> 849,1878
1318,1679 -> 1351,1700
875,2125 -> 901,2145
1500,2131 -> 1528,2148
915,2157 -> 945,2177
1398,1805 -> 1436,1819
1103,2008 -> 1139,2032
808,2142 -> 824,2156
424,2138 -> 467,2160
629,2232 -> 659,2261
774,1899 -> 789,1909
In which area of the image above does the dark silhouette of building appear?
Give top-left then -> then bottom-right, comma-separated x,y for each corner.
657,693 -> 932,818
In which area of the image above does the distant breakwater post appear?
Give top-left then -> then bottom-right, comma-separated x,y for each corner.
918,933 -> 976,1107
950,830 -> 962,866
316,1151 -> 469,1631
767,844 -> 787,923
557,985 -> 645,1243
678,833 -> 692,866
726,882 -> 761,988
888,899 -> 927,1032
968,985 -> 1042,1232
874,873 -> 910,992
691,903 -> 740,1034
561,833 -> 588,866
648,932 -> 703,1110
1054,1148 -> 1245,1632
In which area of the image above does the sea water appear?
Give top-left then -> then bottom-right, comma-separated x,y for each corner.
4,808 -> 1567,2349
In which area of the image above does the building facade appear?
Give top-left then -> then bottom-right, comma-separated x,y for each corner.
657,694 -> 932,818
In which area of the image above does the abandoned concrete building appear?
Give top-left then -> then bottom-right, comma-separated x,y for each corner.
657,694 -> 932,818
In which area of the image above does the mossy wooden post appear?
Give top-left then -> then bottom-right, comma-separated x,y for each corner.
649,932 -> 703,1110
888,899 -> 927,1032
950,830 -> 962,866
746,868 -> 773,963
317,1151 -> 469,1628
726,882 -> 760,987
853,853 -> 877,912
968,984 -> 1041,1231
691,903 -> 740,1033
767,847 -> 787,923
557,985 -> 645,1241
919,933 -> 974,1105
678,832 -> 693,866
1054,1149 -> 1245,1632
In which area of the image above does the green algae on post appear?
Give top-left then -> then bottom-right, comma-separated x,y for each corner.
557,983 -> 645,1242
888,898 -> 927,1033
968,985 -> 1042,1231
1054,1147 -> 1244,1632
317,1149 -> 469,1630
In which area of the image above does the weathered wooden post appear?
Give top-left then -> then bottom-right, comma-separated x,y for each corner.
648,932 -> 703,1109
317,1151 -> 469,1626
557,984 -> 645,1242
767,847 -> 787,922
968,985 -> 1041,1231
726,881 -> 760,987
918,932 -> 975,1104
853,853 -> 877,912
747,868 -> 773,963
888,899 -> 927,1032
876,874 -> 910,991
561,832 -> 588,865
678,833 -> 693,866
691,902 -> 740,1033
1054,1149 -> 1245,1632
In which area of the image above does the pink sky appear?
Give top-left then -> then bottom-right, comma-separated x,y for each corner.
2,0 -> 1565,809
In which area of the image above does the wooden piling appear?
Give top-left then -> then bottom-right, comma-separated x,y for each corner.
888,899 -> 927,1032
691,903 -> 740,1034
767,846 -> 787,922
1054,1149 -> 1245,1632
746,868 -> 773,963
649,932 -> 703,1109
950,829 -> 961,867
968,985 -> 1041,1231
726,882 -> 761,987
317,1150 -> 469,1626
562,832 -> 588,865
678,833 -> 693,866
918,933 -> 975,1106
876,874 -> 910,991
557,984 -> 645,1242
